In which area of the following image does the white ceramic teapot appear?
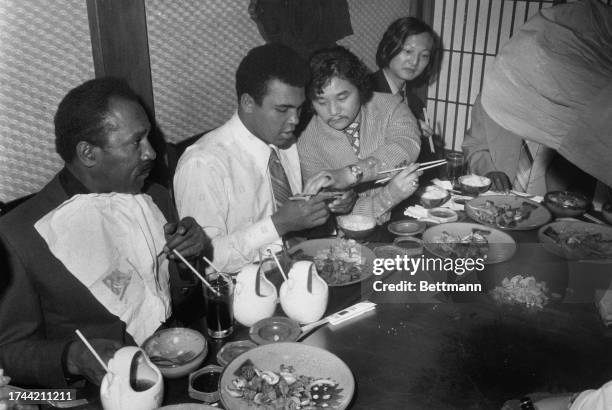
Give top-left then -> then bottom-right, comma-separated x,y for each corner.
280,261 -> 328,324
100,346 -> 163,410
233,262 -> 278,327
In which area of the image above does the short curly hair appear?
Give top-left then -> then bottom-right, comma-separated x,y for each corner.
54,77 -> 141,163
307,46 -> 373,104
236,43 -> 309,105
376,17 -> 440,85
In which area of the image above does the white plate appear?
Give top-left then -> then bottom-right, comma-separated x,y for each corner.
422,222 -> 517,264
538,221 -> 612,260
289,238 -> 375,287
465,195 -> 551,230
220,342 -> 354,410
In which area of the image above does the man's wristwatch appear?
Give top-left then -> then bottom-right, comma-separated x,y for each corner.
348,164 -> 364,186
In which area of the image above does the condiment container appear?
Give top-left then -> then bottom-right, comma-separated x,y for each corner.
188,365 -> 223,403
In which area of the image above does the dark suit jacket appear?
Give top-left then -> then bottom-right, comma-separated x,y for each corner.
0,174 -> 201,387
371,69 -> 425,121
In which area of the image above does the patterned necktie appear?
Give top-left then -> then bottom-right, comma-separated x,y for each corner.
344,122 -> 360,155
514,140 -> 539,192
268,149 -> 292,209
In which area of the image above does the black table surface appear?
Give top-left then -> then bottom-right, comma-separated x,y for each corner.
159,213 -> 612,410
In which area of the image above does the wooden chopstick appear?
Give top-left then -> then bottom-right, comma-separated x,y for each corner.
377,159 -> 447,175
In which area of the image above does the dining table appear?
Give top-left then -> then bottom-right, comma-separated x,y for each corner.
156,203 -> 612,410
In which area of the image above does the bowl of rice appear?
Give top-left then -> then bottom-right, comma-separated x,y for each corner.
419,186 -> 451,209
336,214 -> 376,240
459,174 -> 491,195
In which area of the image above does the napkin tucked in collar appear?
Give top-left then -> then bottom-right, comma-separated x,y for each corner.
35,193 -> 171,344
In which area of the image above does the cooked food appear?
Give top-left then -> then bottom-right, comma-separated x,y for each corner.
461,174 -> 490,187
490,275 -> 549,308
546,191 -> 588,209
225,360 -> 345,409
313,239 -> 365,285
421,186 -> 448,200
432,228 -> 490,260
469,200 -> 538,228
542,226 -> 612,258
337,215 -> 375,231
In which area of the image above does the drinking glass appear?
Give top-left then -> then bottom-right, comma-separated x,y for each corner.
205,272 -> 234,338
446,151 -> 466,187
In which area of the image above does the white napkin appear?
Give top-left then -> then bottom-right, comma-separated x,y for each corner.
35,193 -> 171,344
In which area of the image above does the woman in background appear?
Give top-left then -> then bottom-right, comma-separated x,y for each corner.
372,17 -> 441,180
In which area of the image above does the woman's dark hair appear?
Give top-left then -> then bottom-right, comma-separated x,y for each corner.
54,77 -> 141,163
236,43 -> 309,105
376,17 -> 440,85
307,46 -> 373,104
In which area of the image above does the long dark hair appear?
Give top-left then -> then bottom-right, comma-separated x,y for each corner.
376,17 -> 441,86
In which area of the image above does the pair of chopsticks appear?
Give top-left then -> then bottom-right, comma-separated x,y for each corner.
375,159 -> 447,185
377,159 -> 447,175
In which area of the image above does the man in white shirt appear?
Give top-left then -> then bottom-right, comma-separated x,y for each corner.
174,44 -> 339,273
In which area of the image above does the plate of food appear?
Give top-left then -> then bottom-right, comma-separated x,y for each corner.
538,221 -> 612,260
422,222 -> 517,264
221,342 -> 354,410
289,238 -> 375,287
465,195 -> 551,230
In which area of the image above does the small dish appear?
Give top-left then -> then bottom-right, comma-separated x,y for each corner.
543,191 -> 589,218
216,340 -> 257,367
392,237 -> 424,256
249,316 -> 301,345
388,219 -> 426,236
427,208 -> 458,223
142,327 -> 207,379
189,365 -> 223,403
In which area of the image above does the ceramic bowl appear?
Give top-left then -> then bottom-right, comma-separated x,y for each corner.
216,340 -> 257,367
142,328 -> 207,379
336,214 -> 376,240
543,191 -> 589,218
387,219 -> 426,237
249,316 -> 301,345
418,186 -> 451,209
189,365 -> 223,403
392,237 -> 424,257
458,174 -> 491,196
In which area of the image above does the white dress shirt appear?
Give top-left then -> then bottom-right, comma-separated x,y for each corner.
173,112 -> 302,273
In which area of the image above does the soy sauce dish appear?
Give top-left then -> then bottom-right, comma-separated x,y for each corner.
189,365 -> 223,403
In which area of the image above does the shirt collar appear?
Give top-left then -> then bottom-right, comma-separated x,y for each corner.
382,68 -> 403,95
59,167 -> 91,198
232,112 -> 276,171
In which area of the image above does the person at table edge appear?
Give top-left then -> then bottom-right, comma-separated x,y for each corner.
0,78 -> 211,388
297,45 -> 422,225
174,44 -> 354,274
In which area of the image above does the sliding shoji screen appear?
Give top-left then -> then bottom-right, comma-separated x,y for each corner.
427,0 -> 611,151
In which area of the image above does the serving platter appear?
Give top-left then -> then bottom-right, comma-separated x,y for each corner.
465,195 -> 551,230
289,238 -> 375,287
538,221 -> 612,260
220,342 -> 354,410
422,222 -> 517,264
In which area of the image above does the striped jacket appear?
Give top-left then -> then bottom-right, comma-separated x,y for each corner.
298,92 -> 421,221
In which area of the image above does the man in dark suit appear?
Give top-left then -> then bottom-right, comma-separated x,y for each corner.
0,78 -> 211,388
